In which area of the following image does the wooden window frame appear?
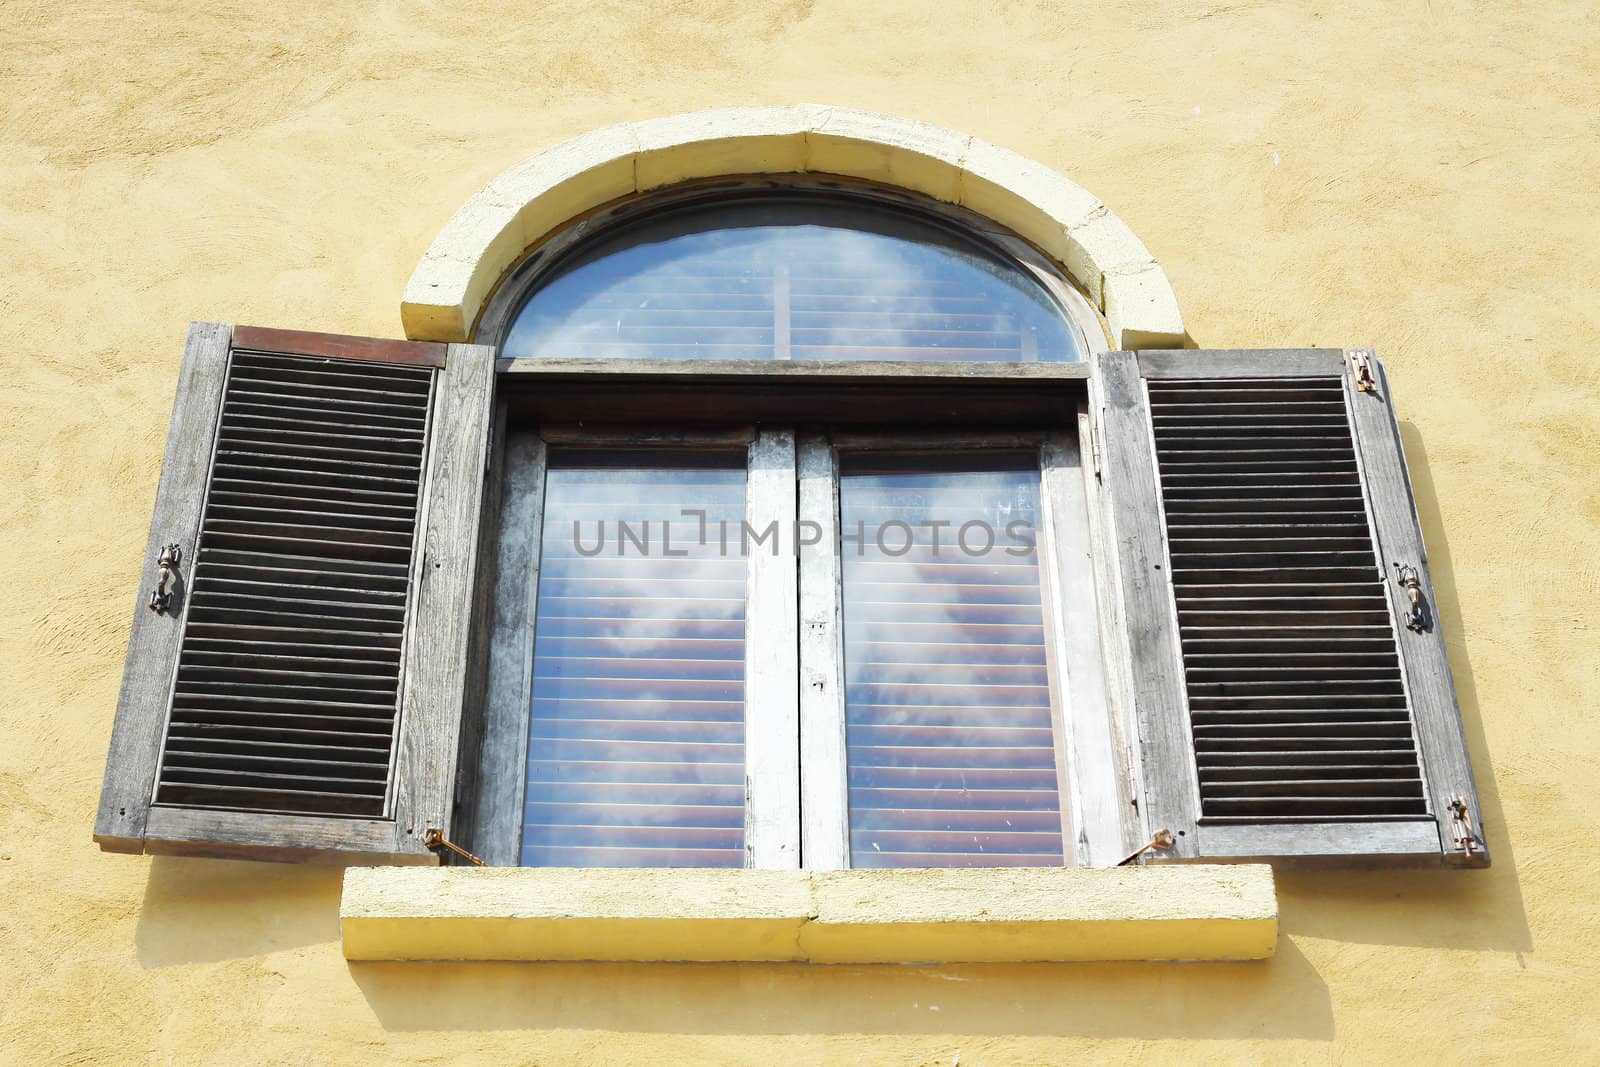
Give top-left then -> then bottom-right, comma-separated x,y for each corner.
470,180 -> 1114,864
464,376 -> 1134,869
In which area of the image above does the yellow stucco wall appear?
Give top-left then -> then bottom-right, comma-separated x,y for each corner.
1,1 -> 1596,1063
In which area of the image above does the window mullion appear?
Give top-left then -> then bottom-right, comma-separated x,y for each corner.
1039,428 -> 1126,866
743,428 -> 801,867
797,432 -> 850,869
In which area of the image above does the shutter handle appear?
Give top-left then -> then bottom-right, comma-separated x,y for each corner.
1393,563 -> 1430,632
148,543 -> 181,615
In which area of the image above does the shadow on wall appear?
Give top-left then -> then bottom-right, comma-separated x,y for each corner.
135,857 -> 343,967
129,423 -> 1529,1039
1275,425 -> 1531,954
349,940 -> 1335,1040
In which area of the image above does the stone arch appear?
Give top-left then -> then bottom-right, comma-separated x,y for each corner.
400,105 -> 1184,349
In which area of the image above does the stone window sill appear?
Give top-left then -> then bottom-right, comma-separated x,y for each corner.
340,864 -> 1276,963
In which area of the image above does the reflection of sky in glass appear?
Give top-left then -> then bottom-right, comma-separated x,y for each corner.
523,451 -> 748,867
840,455 -> 1064,868
504,198 -> 1081,363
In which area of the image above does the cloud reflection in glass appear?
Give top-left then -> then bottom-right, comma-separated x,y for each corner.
839,454 -> 1065,868
523,451 -> 749,867
504,199 -> 1081,364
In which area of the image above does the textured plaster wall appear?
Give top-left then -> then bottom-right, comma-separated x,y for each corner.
0,1 -> 1595,1064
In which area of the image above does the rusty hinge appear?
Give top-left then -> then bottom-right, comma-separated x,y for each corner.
1447,797 -> 1481,858
148,543 -> 181,614
1117,828 -> 1176,866
1349,349 -> 1377,393
1394,562 -> 1431,632
424,828 -> 486,867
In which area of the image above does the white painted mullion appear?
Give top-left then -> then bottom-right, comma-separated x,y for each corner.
1040,430 -> 1123,866
1077,404 -> 1143,861
743,428 -> 800,868
797,433 -> 850,869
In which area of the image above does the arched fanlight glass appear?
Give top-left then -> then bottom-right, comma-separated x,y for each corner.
503,197 -> 1083,363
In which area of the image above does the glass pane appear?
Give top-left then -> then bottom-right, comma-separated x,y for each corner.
839,454 -> 1065,867
505,198 -> 1081,363
524,451 -> 748,867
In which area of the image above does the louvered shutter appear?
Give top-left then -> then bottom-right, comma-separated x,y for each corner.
1101,348 -> 1487,866
95,323 -> 495,863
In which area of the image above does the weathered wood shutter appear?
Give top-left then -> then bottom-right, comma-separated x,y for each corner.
95,323 -> 495,863
1101,348 -> 1487,866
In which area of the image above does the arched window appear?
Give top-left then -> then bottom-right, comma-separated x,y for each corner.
481,182 -> 1103,363
96,110 -> 1485,888
452,184 -> 1117,871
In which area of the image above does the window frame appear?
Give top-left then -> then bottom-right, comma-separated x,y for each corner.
462,181 -> 1127,868
467,415 -> 1133,870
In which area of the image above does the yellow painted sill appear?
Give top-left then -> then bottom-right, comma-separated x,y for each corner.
340,865 -> 1276,963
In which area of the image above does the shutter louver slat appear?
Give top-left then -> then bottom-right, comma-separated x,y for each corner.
154,350 -> 433,819
1145,373 -> 1428,826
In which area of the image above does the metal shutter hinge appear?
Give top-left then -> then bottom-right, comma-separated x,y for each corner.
1448,797 -> 1481,857
1394,562 -> 1432,632
1349,349 -> 1378,393
424,828 -> 486,866
147,543 -> 181,614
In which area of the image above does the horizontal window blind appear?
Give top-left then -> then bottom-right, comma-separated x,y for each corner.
523,452 -> 749,866
1148,375 -> 1428,822
839,454 -> 1066,867
785,237 -> 1043,362
156,350 -> 433,817
503,199 -> 1079,363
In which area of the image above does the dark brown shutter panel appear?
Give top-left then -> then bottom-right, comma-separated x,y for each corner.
95,323 -> 494,863
155,348 -> 434,818
1147,373 -> 1427,823
1102,349 -> 1487,866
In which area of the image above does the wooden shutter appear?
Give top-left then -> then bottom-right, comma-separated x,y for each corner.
1101,348 -> 1488,866
94,323 -> 495,863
